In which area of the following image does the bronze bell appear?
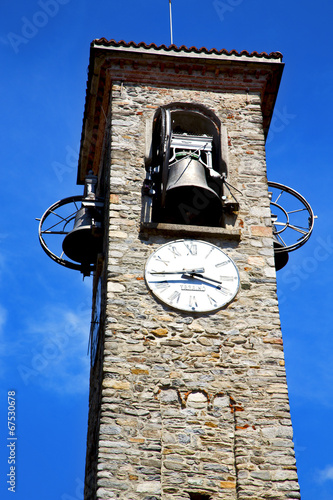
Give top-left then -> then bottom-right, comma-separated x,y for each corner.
273,237 -> 289,271
62,205 -> 103,265
164,157 -> 223,226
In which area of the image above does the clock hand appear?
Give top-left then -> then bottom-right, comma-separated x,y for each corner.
150,268 -> 205,275
185,272 -> 221,284
182,272 -> 225,288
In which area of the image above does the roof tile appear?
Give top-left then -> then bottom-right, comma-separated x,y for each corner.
92,38 -> 283,60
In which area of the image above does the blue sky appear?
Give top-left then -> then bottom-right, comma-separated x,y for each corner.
1,0 -> 333,499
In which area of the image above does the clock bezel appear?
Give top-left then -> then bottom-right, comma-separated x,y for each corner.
144,239 -> 240,313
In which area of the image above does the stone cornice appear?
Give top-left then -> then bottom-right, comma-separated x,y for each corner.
140,222 -> 242,240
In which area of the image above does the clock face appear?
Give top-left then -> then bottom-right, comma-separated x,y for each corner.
144,239 -> 239,313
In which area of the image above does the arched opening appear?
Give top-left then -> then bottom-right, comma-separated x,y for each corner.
188,493 -> 211,500
147,102 -> 227,226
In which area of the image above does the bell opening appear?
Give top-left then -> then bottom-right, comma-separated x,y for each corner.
273,241 -> 289,271
164,185 -> 223,226
62,206 -> 103,265
62,226 -> 103,264
164,157 -> 223,226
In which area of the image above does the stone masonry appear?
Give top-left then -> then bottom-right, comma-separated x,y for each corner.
81,41 -> 300,500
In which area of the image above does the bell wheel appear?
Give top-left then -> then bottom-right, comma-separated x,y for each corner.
37,195 -> 95,274
268,181 -> 315,253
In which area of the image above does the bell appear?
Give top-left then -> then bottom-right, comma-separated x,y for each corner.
164,157 -> 223,226
62,205 -> 103,265
273,237 -> 289,271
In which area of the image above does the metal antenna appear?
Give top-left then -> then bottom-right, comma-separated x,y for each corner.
169,0 -> 173,45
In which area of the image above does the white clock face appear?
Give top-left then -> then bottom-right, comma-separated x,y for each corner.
144,239 -> 240,313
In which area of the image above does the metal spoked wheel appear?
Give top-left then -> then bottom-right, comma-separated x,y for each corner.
37,195 -> 94,274
268,181 -> 315,253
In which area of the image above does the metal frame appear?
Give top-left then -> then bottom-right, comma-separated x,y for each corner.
38,195 -> 95,274
268,181 -> 315,253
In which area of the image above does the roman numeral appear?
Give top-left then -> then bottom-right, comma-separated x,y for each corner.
208,295 -> 218,307
189,295 -> 198,309
184,242 -> 197,255
215,261 -> 229,268
205,246 -> 215,259
168,291 -> 181,303
168,245 -> 181,257
217,286 -> 231,295
154,255 -> 169,266
155,281 -> 170,292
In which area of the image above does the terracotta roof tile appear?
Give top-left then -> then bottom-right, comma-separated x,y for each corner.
92,38 -> 283,60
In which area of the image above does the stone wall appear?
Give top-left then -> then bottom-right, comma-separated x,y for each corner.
85,81 -> 300,500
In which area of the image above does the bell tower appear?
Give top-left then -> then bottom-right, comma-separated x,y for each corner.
39,40 -> 315,500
